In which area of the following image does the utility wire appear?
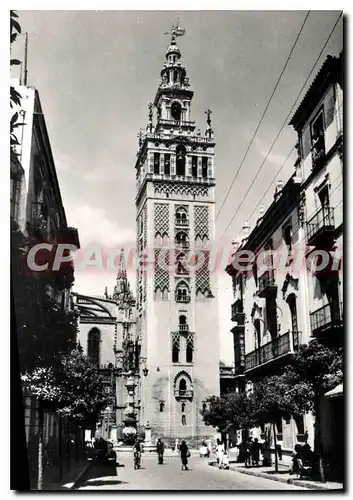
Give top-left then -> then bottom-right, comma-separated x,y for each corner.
215,10 -> 311,221
219,11 -> 343,242
244,102 -> 342,230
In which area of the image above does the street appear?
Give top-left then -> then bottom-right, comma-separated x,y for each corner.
77,454 -> 308,491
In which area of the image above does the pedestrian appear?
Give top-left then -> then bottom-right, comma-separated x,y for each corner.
156,437 -> 165,464
290,444 -> 301,475
180,440 -> 190,470
244,438 -> 252,467
251,438 -> 260,466
216,439 -> 225,466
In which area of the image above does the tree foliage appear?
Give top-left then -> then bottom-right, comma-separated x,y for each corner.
201,391 -> 258,433
21,348 -> 108,425
10,11 -> 23,159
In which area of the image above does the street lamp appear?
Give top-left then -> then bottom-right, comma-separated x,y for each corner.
142,367 -> 149,377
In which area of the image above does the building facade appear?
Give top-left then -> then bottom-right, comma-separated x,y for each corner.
225,52 -> 343,477
74,250 -> 139,441
135,27 -> 220,440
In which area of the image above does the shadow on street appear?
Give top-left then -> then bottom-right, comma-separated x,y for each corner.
76,462 -> 128,489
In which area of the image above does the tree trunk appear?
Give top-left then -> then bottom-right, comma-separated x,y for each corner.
37,404 -> 44,490
272,422 -> 278,473
59,419 -> 63,481
314,398 -> 326,482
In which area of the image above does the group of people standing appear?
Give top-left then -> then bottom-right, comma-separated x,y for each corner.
133,437 -> 191,471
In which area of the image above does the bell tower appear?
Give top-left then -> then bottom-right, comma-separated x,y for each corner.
135,23 -> 220,441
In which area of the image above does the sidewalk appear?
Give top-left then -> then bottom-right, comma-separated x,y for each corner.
209,460 -> 344,491
43,459 -> 92,490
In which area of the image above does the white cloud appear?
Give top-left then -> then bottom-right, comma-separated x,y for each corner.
66,203 -> 135,249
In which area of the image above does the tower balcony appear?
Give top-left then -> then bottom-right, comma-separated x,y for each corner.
245,331 -> 301,374
175,218 -> 189,227
231,299 -> 245,324
258,269 -> 277,298
175,240 -> 190,250
306,206 -> 335,247
175,294 -> 191,304
179,324 -> 189,332
174,389 -> 193,400
156,118 -> 196,129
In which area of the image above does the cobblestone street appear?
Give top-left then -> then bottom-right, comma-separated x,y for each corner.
77,455 -> 308,491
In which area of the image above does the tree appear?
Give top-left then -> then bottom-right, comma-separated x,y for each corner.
10,11 -> 23,162
252,375 -> 306,472
283,340 -> 343,482
21,348 -> 108,490
201,391 -> 258,437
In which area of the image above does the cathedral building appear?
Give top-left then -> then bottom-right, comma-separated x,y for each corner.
135,25 -> 220,441
73,250 -> 138,441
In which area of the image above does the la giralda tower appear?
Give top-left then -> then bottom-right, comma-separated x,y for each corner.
135,23 -> 220,441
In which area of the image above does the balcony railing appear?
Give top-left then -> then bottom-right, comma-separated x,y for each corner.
175,295 -> 191,303
245,331 -> 297,371
258,269 -> 277,298
174,389 -> 193,399
179,324 -> 189,332
306,206 -> 335,246
175,218 -> 189,226
157,119 -> 196,128
231,299 -> 245,323
175,241 -> 190,249
310,303 -> 342,333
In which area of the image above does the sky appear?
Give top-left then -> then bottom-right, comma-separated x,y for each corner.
11,10 -> 343,364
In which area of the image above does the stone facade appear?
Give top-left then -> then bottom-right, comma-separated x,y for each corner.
135,27 -> 220,441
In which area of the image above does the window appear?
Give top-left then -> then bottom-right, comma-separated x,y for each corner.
294,415 -> 305,435
160,401 -> 165,412
175,281 -> 190,303
172,344 -> 179,363
254,319 -> 261,348
171,101 -> 182,121
10,178 -> 21,220
176,253 -> 188,275
164,154 -> 171,175
175,231 -> 188,247
186,342 -> 193,363
192,156 -> 198,177
181,415 -> 186,425
283,225 -> 292,254
311,111 -> 325,163
318,185 -> 330,209
176,145 -> 186,176
202,157 -> 208,178
179,379 -> 186,394
87,328 -> 100,366
181,402 -> 186,412
287,294 -> 298,332
154,153 -> 160,174
265,297 -> 277,338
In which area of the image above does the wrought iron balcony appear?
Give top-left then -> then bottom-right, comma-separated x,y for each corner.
245,331 -> 300,372
258,269 -> 277,298
175,294 -> 191,303
174,389 -> 193,399
231,299 -> 245,324
310,303 -> 342,334
306,206 -> 335,247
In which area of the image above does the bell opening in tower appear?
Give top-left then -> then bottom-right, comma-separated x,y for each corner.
171,101 -> 182,121
176,145 -> 186,176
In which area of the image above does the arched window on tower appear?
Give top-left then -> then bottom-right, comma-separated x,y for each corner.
202,157 -> 208,178
171,101 -> 182,121
181,402 -> 186,413
179,378 -> 187,395
176,145 -> 186,177
186,341 -> 193,363
181,414 -> 186,425
87,328 -> 101,366
172,343 -> 180,363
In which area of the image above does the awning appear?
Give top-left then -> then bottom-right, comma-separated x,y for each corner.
324,383 -> 343,398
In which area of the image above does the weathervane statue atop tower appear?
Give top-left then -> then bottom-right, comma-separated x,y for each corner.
164,18 -> 186,41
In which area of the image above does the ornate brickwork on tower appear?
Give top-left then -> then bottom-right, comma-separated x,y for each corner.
135,23 -> 220,441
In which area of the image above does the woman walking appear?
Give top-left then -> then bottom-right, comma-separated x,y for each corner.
180,440 -> 190,471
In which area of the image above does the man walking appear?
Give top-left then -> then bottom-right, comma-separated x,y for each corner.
156,437 -> 165,464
